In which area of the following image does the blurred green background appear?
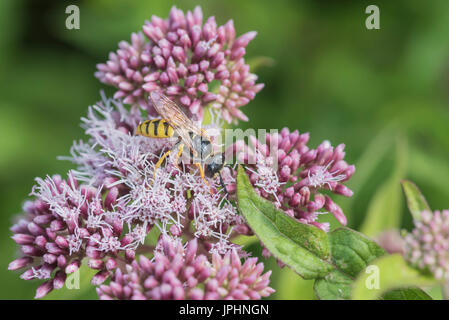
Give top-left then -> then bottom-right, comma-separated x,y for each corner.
2,0 -> 449,299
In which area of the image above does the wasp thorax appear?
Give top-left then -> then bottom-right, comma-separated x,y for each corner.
192,135 -> 212,160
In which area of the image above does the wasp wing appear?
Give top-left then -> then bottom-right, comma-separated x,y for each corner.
149,91 -> 208,154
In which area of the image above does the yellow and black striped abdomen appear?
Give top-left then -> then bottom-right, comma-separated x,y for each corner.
136,119 -> 174,138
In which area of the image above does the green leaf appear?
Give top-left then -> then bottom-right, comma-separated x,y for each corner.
382,287 -> 432,300
338,126 -> 396,221
352,254 -> 437,300
247,56 -> 275,71
329,228 -> 386,278
359,137 -> 407,237
359,176 -> 402,237
276,267 -> 316,300
408,146 -> 449,200
314,270 -> 353,300
236,166 -> 431,300
401,180 -> 431,221
236,165 -> 332,279
315,228 -> 431,300
232,234 -> 259,247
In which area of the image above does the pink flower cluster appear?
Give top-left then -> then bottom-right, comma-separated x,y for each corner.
404,210 -> 449,281
9,95 -> 269,299
97,237 -> 273,300
9,173 -> 126,298
9,6 -> 357,300
95,6 -> 263,123
227,128 -> 355,232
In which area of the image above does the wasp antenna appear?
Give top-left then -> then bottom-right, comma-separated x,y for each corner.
225,164 -> 235,175
218,171 -> 229,199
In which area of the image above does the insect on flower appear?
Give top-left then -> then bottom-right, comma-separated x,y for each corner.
136,91 -> 229,195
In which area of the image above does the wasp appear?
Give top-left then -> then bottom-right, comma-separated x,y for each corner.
136,91 -> 228,195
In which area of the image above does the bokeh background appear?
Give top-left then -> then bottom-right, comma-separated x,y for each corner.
2,0 -> 449,299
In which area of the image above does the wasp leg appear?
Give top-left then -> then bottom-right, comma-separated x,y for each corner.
194,162 -> 213,194
173,144 -> 184,171
152,150 -> 171,182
